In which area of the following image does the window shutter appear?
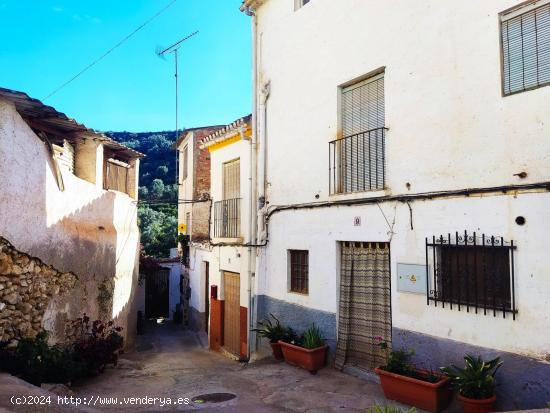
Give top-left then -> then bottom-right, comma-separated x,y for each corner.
342,74 -> 385,137
223,159 -> 240,200
501,2 -> 550,95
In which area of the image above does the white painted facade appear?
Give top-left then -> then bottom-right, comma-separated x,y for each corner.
0,91 -> 142,345
244,0 -> 550,362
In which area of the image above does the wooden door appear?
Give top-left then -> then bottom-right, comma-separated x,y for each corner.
223,271 -> 240,355
204,262 -> 210,333
145,268 -> 170,319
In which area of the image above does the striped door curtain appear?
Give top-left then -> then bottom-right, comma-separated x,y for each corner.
335,242 -> 391,371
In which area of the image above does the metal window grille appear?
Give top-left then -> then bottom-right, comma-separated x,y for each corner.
330,128 -> 386,194
104,159 -> 129,195
214,198 -> 240,238
289,250 -> 309,294
501,1 -> 550,95
330,75 -> 385,194
425,231 -> 517,319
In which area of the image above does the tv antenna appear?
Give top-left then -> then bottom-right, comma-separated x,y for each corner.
156,30 -> 199,185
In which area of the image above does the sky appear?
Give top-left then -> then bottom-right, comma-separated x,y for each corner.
0,0 -> 252,132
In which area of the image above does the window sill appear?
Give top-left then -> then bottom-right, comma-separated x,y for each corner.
329,188 -> 390,201
212,237 -> 243,245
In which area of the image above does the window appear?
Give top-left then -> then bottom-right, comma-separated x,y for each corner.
426,232 -> 517,319
289,250 -> 309,294
330,73 -> 386,194
181,145 -> 188,181
295,0 -> 310,10
104,158 -> 130,194
52,140 -> 75,173
214,159 -> 240,238
501,0 -> 550,95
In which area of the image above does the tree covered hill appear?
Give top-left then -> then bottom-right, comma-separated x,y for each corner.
106,130 -> 179,258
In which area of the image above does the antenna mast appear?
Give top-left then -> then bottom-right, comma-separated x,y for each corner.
157,30 -> 199,185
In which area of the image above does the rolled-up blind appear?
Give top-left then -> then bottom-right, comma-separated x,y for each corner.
501,1 -> 550,95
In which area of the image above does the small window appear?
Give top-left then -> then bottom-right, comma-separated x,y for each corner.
426,232 -> 517,319
289,250 -> 309,294
501,0 -> 550,95
181,145 -> 188,180
104,157 -> 130,195
295,0 -> 310,10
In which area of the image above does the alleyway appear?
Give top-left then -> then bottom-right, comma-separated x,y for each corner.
72,322 -> 409,412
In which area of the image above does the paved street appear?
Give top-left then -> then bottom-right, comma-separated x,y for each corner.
72,322 -> 407,412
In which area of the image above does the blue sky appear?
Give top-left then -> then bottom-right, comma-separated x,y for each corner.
0,0 -> 251,132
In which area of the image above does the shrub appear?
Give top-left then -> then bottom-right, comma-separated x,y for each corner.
366,404 -> 416,413
253,314 -> 296,344
0,331 -> 87,385
441,354 -> 503,399
302,324 -> 325,349
67,315 -> 124,375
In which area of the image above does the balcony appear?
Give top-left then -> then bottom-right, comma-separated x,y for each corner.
214,198 -> 241,238
329,127 -> 386,194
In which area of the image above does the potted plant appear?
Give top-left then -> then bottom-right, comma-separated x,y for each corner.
279,324 -> 328,374
441,354 -> 502,413
253,314 -> 296,360
374,337 -> 451,413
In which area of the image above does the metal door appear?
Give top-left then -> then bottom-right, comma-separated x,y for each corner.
145,268 -> 170,319
335,242 -> 391,371
223,271 -> 240,355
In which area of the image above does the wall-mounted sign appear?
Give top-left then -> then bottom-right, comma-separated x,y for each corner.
397,263 -> 427,294
354,216 -> 361,226
178,223 -> 187,234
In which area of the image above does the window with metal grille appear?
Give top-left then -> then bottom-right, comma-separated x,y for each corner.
214,159 -> 241,238
426,232 -> 517,319
289,250 -> 309,294
330,74 -> 386,194
181,145 -> 188,181
501,0 -> 550,95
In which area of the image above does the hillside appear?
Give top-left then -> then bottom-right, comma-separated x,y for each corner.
106,130 -> 179,258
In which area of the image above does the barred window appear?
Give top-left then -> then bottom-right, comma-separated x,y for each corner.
426,232 -> 517,319
501,0 -> 550,95
289,250 -> 309,294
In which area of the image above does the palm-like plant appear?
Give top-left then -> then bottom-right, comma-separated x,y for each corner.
441,355 -> 503,399
253,314 -> 296,343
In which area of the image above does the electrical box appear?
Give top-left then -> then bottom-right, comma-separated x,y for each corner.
397,263 -> 427,294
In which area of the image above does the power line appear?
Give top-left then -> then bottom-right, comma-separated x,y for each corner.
43,0 -> 179,101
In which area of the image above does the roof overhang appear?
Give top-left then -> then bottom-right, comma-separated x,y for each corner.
240,0 -> 266,12
0,87 -> 144,159
200,115 -> 252,151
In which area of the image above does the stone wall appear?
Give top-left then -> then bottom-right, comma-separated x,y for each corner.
0,236 -> 76,345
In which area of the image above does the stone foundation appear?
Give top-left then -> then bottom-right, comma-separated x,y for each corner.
0,236 -> 76,344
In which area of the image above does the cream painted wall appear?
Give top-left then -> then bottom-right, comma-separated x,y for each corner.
0,99 -> 140,344
252,0 -> 550,359
209,138 -> 253,308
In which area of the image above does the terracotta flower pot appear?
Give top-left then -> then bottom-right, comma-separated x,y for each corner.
278,340 -> 328,373
375,367 -> 451,413
270,341 -> 284,361
458,393 -> 497,413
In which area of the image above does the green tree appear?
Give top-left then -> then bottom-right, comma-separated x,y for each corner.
151,179 -> 165,199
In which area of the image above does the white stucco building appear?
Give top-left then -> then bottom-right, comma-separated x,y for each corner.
240,0 -> 550,409
0,87 -> 143,345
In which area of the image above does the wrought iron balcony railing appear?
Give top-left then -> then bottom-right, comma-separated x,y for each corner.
214,198 -> 241,238
329,127 -> 386,194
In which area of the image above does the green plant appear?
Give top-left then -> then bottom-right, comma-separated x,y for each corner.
0,331 -> 87,385
302,324 -> 325,349
441,354 -> 503,399
253,314 -> 296,343
376,336 -> 414,376
366,404 -> 416,413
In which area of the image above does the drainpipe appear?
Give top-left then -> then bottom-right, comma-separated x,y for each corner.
246,5 -> 259,361
257,81 -> 270,242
